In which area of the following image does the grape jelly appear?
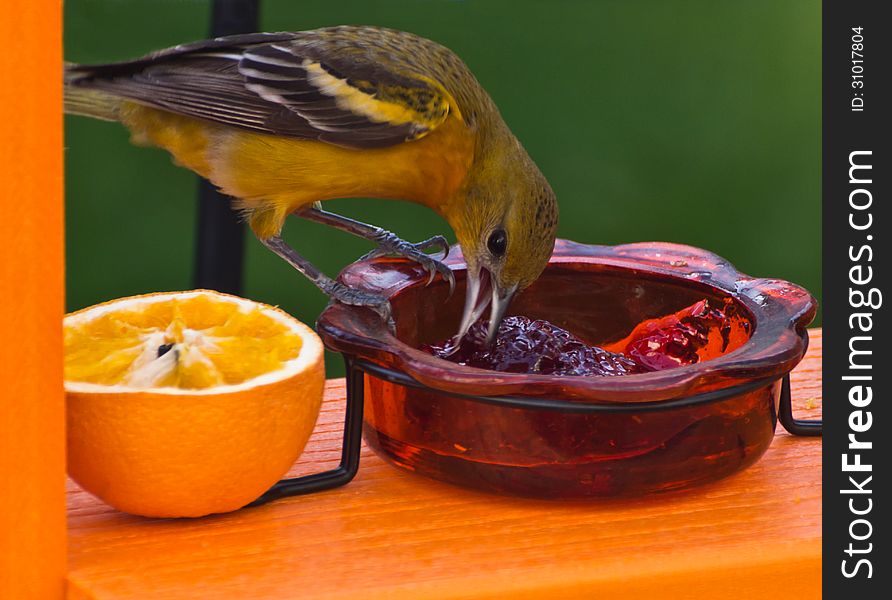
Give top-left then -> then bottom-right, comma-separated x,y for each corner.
425,299 -> 745,376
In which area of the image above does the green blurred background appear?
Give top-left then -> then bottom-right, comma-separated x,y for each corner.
65,0 -> 821,376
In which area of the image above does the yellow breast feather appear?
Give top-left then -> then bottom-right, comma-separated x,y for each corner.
119,102 -> 474,240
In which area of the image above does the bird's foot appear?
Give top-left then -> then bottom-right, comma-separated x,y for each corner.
323,281 -> 395,332
294,209 -> 455,296
362,233 -> 455,296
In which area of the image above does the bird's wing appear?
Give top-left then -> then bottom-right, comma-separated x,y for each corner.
67,32 -> 453,149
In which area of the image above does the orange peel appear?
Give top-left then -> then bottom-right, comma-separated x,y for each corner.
64,290 -> 324,518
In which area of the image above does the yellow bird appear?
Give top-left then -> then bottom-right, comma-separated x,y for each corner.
64,26 -> 558,343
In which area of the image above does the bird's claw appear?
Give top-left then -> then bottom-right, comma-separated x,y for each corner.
413,235 -> 450,260
369,298 -> 396,333
324,283 -> 395,333
362,234 -> 455,298
415,249 -> 456,296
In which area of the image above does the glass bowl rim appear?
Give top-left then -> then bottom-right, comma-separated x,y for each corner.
317,239 -> 816,404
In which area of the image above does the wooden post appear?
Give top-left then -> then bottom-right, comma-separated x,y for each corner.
0,1 -> 67,598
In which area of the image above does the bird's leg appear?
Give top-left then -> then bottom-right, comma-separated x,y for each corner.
260,235 -> 394,330
296,207 -> 455,295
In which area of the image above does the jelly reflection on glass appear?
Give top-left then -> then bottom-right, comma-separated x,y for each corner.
318,240 -> 816,497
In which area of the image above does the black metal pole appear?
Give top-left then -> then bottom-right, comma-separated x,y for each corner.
193,0 -> 260,294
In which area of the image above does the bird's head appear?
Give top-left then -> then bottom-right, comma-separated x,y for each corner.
449,139 -> 558,346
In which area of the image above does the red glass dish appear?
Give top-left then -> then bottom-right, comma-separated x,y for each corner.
316,239 -> 817,497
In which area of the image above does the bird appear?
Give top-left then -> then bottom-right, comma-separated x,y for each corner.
64,26 -> 559,344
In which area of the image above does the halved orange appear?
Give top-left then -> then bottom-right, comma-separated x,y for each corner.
64,290 -> 325,518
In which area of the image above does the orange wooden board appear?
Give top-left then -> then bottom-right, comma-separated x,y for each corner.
1,2 -> 66,598
67,330 -> 823,599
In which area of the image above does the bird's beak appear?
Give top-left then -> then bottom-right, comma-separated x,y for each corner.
452,266 -> 492,349
449,266 -> 518,352
485,281 -> 518,346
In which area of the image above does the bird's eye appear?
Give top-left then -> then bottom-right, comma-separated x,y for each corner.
487,229 -> 507,257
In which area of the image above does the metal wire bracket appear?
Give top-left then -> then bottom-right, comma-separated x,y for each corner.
248,356 -> 365,506
777,373 -> 822,436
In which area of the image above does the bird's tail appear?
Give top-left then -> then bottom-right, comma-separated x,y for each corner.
64,62 -> 121,122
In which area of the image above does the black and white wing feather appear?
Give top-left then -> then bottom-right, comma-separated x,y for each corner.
66,30 -> 453,149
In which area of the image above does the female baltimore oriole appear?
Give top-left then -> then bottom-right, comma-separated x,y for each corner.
65,26 -> 559,344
